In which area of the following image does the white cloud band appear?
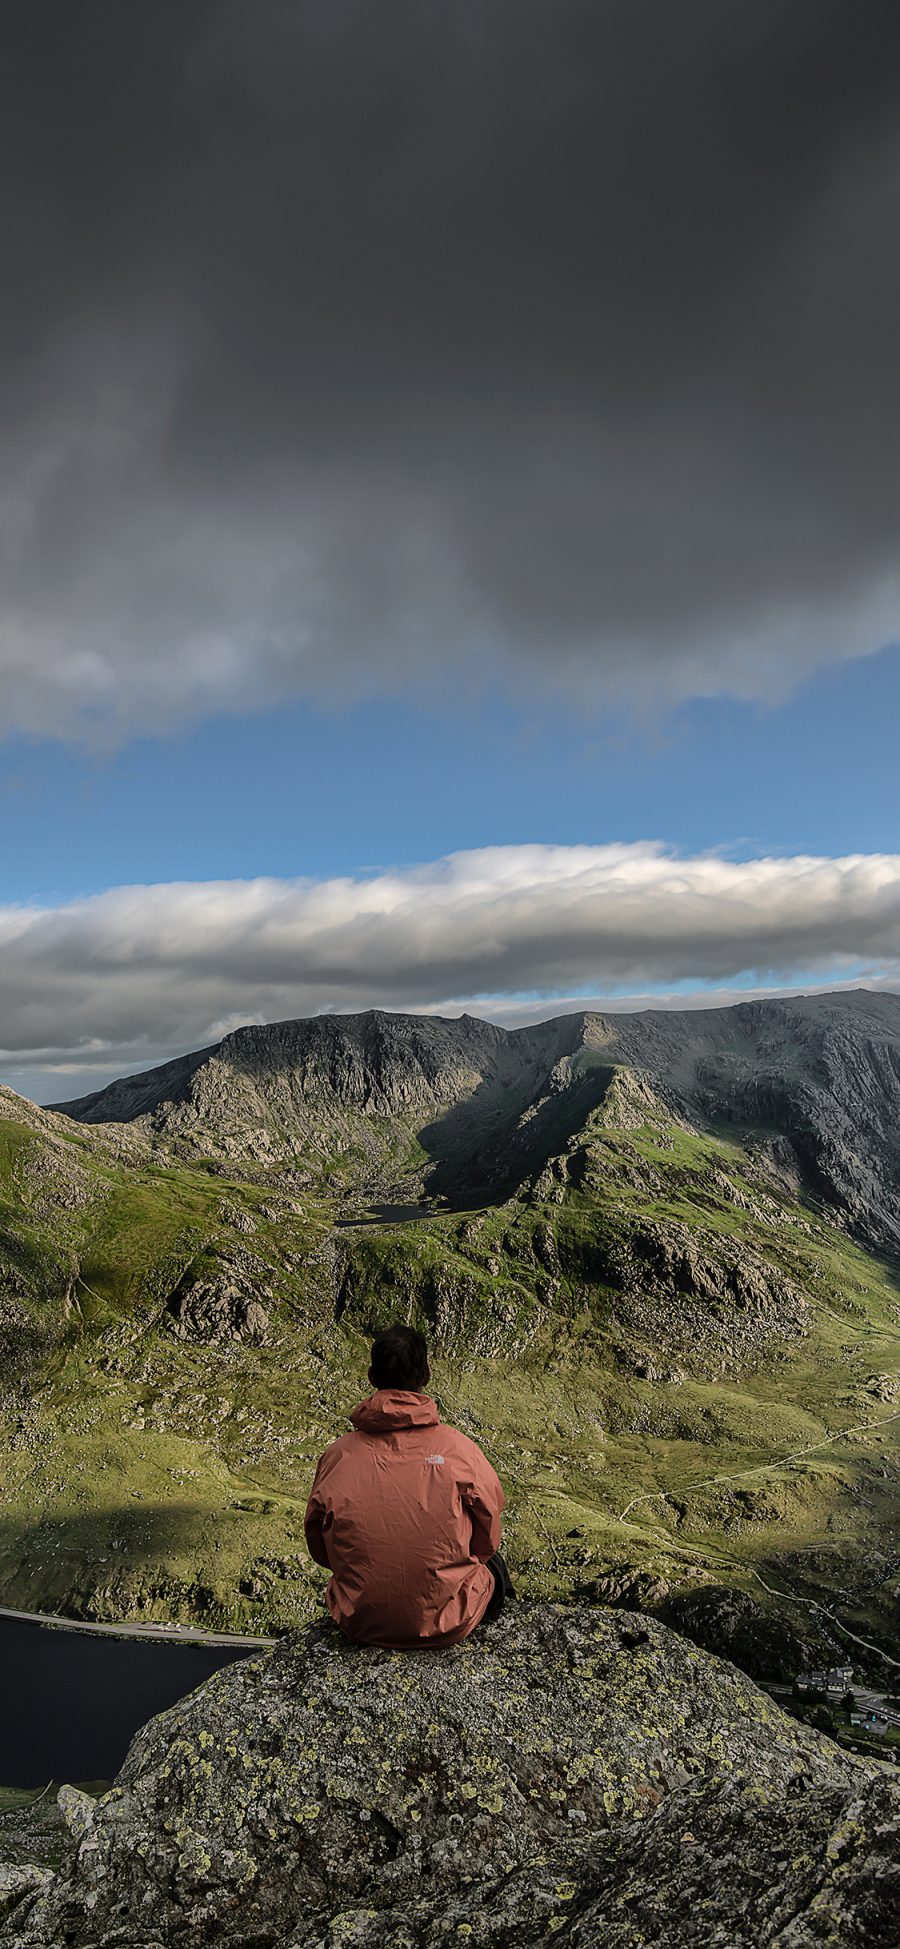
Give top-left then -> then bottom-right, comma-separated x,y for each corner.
1,844 -> 899,1094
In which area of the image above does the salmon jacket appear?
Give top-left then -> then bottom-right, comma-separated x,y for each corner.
304,1389 -> 505,1648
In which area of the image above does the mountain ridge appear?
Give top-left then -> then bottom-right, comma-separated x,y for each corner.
50,990 -> 900,1246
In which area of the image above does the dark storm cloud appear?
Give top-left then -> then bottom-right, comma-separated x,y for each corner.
2,0 -> 900,736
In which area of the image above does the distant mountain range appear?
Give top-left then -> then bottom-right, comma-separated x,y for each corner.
53,989 -> 900,1247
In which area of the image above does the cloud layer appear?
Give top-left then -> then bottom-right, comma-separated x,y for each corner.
2,844 -> 900,1096
3,3 -> 900,739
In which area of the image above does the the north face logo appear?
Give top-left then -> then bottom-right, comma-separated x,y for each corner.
424,1453 -> 445,1466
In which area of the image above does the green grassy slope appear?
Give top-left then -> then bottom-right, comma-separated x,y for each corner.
0,1075 -> 898,1667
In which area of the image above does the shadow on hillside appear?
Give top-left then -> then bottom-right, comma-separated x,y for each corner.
0,1219 -> 69,1291
0,1504 -> 228,1616
418,1061 -> 616,1204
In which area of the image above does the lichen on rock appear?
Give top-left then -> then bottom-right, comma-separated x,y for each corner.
4,1603 -> 898,1947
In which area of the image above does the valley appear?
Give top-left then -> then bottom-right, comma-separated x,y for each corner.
1,994 -> 899,1675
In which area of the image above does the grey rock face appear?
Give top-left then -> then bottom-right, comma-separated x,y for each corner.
5,1604 -> 898,1948
49,992 -> 900,1244
0,1869 -> 52,1926
56,1788 -> 96,1845
601,1218 -> 809,1373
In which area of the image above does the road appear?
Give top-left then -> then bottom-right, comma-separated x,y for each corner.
853,1687 -> 900,1726
0,1602 -> 277,1649
766,1680 -> 900,1727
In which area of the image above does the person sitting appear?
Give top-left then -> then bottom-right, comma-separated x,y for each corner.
304,1324 -> 514,1648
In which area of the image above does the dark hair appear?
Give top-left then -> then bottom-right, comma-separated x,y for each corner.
369,1324 -> 429,1392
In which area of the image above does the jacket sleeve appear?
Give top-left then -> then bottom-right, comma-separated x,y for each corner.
304,1460 -> 332,1569
462,1446 -> 505,1561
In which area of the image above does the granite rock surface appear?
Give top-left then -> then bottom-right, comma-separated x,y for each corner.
4,1603 -> 898,1948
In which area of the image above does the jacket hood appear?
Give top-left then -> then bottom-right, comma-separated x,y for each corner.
351,1390 -> 440,1434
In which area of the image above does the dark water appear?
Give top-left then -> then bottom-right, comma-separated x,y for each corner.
1,1618 -> 252,1786
337,1199 -> 490,1227
337,1203 -> 434,1226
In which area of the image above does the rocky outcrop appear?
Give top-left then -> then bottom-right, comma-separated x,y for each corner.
608,1218 -> 809,1373
5,1604 -> 898,1948
55,1790 -> 98,1847
0,1873 -> 51,1928
166,1275 -> 270,1345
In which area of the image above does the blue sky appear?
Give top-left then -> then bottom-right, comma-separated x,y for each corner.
5,642 -> 900,906
2,638 -> 900,1107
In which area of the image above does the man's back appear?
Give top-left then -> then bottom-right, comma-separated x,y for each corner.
304,1387 -> 504,1648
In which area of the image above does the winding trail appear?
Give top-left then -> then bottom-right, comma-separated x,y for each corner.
617,1407 -> 900,1523
743,1564 -> 900,1670
609,1505 -> 900,1671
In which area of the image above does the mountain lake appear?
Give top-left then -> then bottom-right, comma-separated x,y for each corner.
1,1616 -> 252,1786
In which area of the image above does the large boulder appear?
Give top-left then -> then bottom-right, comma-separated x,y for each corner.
0,1873 -> 51,1928
4,1604 -> 898,1948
